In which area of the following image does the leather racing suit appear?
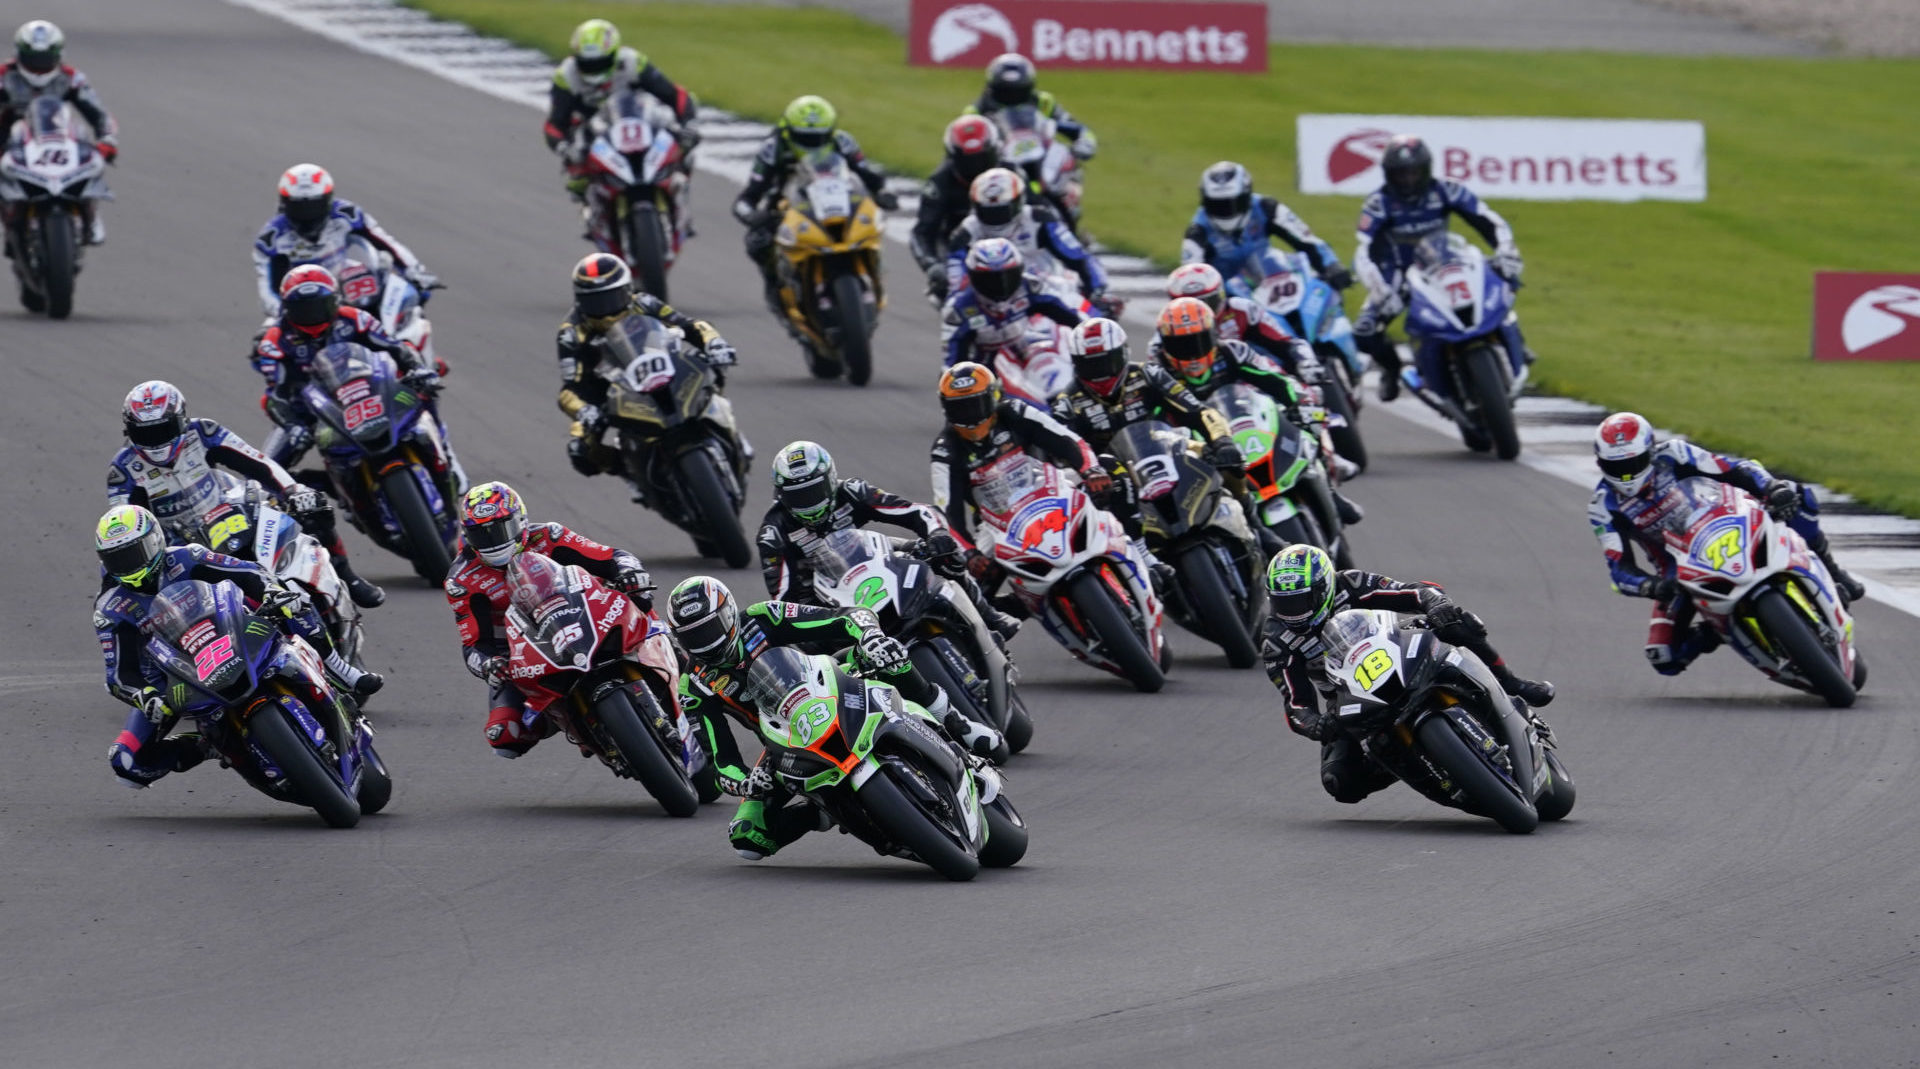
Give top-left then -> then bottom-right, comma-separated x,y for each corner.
251,197 -> 431,316
1181,195 -> 1347,293
940,272 -> 1084,368
730,130 -> 892,322
941,201 -> 1107,303
545,47 -> 697,199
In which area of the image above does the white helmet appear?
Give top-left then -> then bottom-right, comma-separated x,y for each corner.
13,20 -> 63,88
1166,262 -> 1226,316
1200,161 -> 1254,233
277,164 -> 336,239
1594,412 -> 1657,497
969,167 -> 1026,233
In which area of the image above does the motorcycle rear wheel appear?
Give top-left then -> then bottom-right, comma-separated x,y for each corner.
829,271 -> 874,386
1462,342 -> 1521,460
40,207 -> 76,320
627,202 -> 671,301
1752,587 -> 1855,708
594,687 -> 700,817
860,761 -> 980,881
675,449 -> 751,568
381,467 -> 452,585
1415,714 -> 1538,834
250,701 -> 361,828
1066,570 -> 1164,692
1536,748 -> 1575,822
1177,542 -> 1257,669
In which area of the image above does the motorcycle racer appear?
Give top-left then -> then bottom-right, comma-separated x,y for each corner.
555,253 -> 740,496
1159,263 -> 1322,382
544,19 -> 698,205
940,238 -> 1084,368
665,576 -> 1003,861
251,164 -> 438,316
94,505 -> 382,788
937,167 -> 1112,309
1588,412 -> 1867,675
1180,162 -> 1350,298
442,482 -> 659,758
910,115 -> 1010,288
1352,135 -> 1525,400
966,52 -> 1096,162
1,20 -> 117,245
758,439 -> 1021,641
930,361 -> 1106,552
731,95 -> 897,327
1260,544 -> 1555,804
108,380 -> 385,609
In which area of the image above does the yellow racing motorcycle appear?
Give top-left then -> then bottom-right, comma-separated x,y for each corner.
773,155 -> 885,385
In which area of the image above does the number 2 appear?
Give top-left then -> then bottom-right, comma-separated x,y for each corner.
1352,648 -> 1394,689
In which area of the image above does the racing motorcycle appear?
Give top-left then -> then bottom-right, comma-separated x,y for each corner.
175,475 -> 369,680
591,314 -> 753,567
287,232 -> 440,370
741,645 -> 1026,880
988,320 -> 1074,406
1217,382 -> 1354,568
1109,421 -> 1264,669
773,154 -> 885,385
143,581 -> 392,828
301,343 -> 461,584
1661,479 -> 1863,707
583,87 -> 694,300
974,454 -> 1167,691
502,552 -> 713,815
802,527 -> 1034,754
1399,233 -> 1529,460
1237,247 -> 1368,471
992,103 -> 1082,231
1320,608 -> 1574,834
1,98 -> 109,319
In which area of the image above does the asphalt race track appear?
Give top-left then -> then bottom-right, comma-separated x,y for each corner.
4,3 -> 1917,1066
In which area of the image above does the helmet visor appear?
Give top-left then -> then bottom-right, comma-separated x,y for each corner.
777,475 -> 834,523
283,290 -> 337,331
675,609 -> 736,662
100,534 -> 161,585
954,150 -> 996,182
943,392 -> 997,436
1160,330 -> 1214,363
575,52 -> 615,76
977,200 -> 1018,228
971,266 -> 1021,302
1073,348 -> 1126,389
19,48 -> 58,75
1269,586 -> 1328,628
989,82 -> 1029,107
1597,452 -> 1652,481
1386,166 -> 1427,196
576,284 -> 630,322
126,412 -> 186,449
284,195 -> 331,230
464,516 -> 523,560
787,127 -> 832,150
1202,191 -> 1251,223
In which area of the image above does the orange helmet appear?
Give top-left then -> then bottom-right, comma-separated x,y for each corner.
1156,297 -> 1218,387
939,362 -> 1000,441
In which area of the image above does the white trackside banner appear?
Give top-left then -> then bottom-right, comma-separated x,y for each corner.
1296,115 -> 1707,202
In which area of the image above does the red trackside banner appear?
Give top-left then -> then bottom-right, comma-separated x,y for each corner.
1812,272 -> 1920,361
908,0 -> 1268,72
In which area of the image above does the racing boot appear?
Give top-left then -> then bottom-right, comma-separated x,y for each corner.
1333,491 -> 1365,527
1805,530 -> 1866,604
332,556 -> 386,609
1132,537 -> 1178,599
932,689 -> 1009,765
960,575 -> 1021,643
324,651 -> 384,702
1358,334 -> 1400,401
1494,670 -> 1555,709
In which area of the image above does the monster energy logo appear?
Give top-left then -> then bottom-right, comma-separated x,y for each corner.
246,619 -> 275,636
172,682 -> 189,707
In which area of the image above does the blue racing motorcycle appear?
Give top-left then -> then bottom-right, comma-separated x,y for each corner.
302,343 -> 462,583
144,580 -> 391,827
1398,233 -> 1529,460
1233,248 -> 1368,472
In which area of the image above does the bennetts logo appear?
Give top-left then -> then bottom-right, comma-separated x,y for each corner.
930,4 -> 1019,63
1842,285 -> 1920,354
1328,128 -> 1391,185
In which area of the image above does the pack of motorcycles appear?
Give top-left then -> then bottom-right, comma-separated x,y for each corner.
43,85 -> 1868,876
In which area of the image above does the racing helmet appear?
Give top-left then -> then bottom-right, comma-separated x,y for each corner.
1156,297 -> 1219,387
1166,263 -> 1226,317
1381,135 -> 1433,198
964,237 -> 1024,302
279,264 -> 340,337
781,95 -> 838,151
939,362 -> 1001,442
985,53 -> 1036,107
771,441 -> 840,528
569,19 -> 624,87
969,167 -> 1026,230
1594,412 -> 1658,497
96,505 -> 167,590
277,164 -> 335,241
572,253 -> 633,326
461,481 -> 527,568
13,20 -> 63,86
666,576 -> 741,666
1067,318 -> 1129,398
1265,545 -> 1337,631
944,115 -> 1002,183
1200,162 -> 1254,233
122,380 -> 190,465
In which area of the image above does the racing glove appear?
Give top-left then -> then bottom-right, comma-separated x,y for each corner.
1425,602 -> 1489,647
723,762 -> 775,799
1080,465 -> 1114,498
856,633 -> 910,674
574,404 -> 605,434
702,336 -> 737,367
1089,290 -> 1125,318
1070,131 -> 1098,161
1648,577 -> 1680,604
924,529 -> 964,564
1322,265 -> 1355,292
480,655 -> 511,688
406,267 -> 442,293
137,686 -> 171,726
873,189 -> 900,211
611,568 -> 655,610
924,262 -> 950,301
1764,481 -> 1802,520
1202,437 -> 1246,474
1491,249 -> 1524,285
97,136 -> 119,163
566,437 -> 601,477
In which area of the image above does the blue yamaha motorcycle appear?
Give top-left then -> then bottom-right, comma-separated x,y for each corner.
1398,233 -> 1529,460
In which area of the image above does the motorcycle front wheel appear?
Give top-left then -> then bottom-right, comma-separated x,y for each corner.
1751,587 -> 1855,708
381,466 -> 452,584
1176,542 -> 1257,669
627,200 -> 671,301
593,687 -> 700,817
249,699 -> 361,828
39,206 -> 76,320
859,760 -> 980,882
828,270 -> 874,386
1461,342 -> 1521,460
1065,570 -> 1164,692
675,448 -> 751,568
1415,713 -> 1538,834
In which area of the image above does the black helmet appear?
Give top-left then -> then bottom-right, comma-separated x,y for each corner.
572,253 -> 633,324
985,53 -> 1036,107
666,576 -> 741,667
1381,135 -> 1433,198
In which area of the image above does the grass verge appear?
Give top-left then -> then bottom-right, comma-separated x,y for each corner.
412,0 -> 1920,514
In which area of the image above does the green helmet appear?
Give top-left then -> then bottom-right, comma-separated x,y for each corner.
569,19 -> 622,81
96,505 -> 167,589
771,440 -> 839,528
1265,544 -> 1337,630
781,95 -> 838,151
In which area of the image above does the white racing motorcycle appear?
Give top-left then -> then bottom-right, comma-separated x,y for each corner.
284,232 -> 439,369
1,97 -> 109,318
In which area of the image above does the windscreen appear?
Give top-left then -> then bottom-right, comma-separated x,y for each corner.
149,580 -> 220,643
